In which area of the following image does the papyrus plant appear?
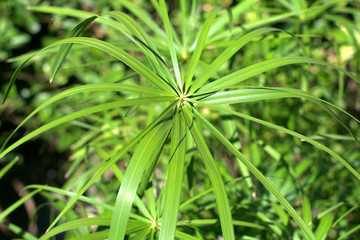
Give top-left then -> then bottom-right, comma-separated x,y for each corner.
1,1 -> 359,239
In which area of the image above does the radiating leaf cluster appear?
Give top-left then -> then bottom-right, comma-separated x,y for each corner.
1,0 -> 360,240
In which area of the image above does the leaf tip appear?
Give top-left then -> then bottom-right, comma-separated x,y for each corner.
1,95 -> 7,105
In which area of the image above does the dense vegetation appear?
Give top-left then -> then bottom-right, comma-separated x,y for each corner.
1,0 -> 360,239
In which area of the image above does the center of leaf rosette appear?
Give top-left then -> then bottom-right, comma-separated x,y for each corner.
176,93 -> 191,110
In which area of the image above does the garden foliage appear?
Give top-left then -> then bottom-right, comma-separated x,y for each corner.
1,0 -> 360,239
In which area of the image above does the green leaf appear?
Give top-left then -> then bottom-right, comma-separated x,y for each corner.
159,113 -> 187,240
28,5 -> 172,88
332,205 -> 358,227
1,84 -> 170,153
257,212 -> 282,236
220,105 -> 253,187
184,10 -> 217,92
338,224 -> 360,240
26,184 -> 113,211
179,176 -> 249,212
198,57 -> 360,94
208,5 -> 327,43
0,222 -> 38,240
212,86 -> 360,145
159,0 -> 182,91
0,97 -> 174,159
46,103 -> 175,232
0,189 -> 41,222
272,202 -> 289,226
50,16 -> 97,83
302,196 -> 313,229
190,28 -> 282,92
317,202 -> 344,219
100,12 -> 175,88
131,227 -> 151,240
182,106 -> 235,240
109,119 -> 173,240
249,124 -> 261,167
175,230 -> 200,240
239,86 -> 360,125
119,0 -> 166,40
208,0 -> 256,38
314,213 -> 334,240
69,229 -> 109,240
3,37 -> 176,105
225,8 -> 233,35
39,217 -> 111,240
179,0 -> 190,50
92,147 -> 153,220
0,156 -> 19,179
199,88 -> 294,104
191,102 -> 360,181
177,219 -> 264,230
232,220 -> 264,230
28,5 -> 96,18
191,108 -> 317,240
144,184 -> 157,218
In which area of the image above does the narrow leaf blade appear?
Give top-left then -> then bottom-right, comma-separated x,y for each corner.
50,16 -> 97,83
109,119 -> 173,240
183,106 -> 235,240
191,108 -> 317,240
159,113 -> 187,239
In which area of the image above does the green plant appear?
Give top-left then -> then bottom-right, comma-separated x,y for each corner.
1,1 -> 360,239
